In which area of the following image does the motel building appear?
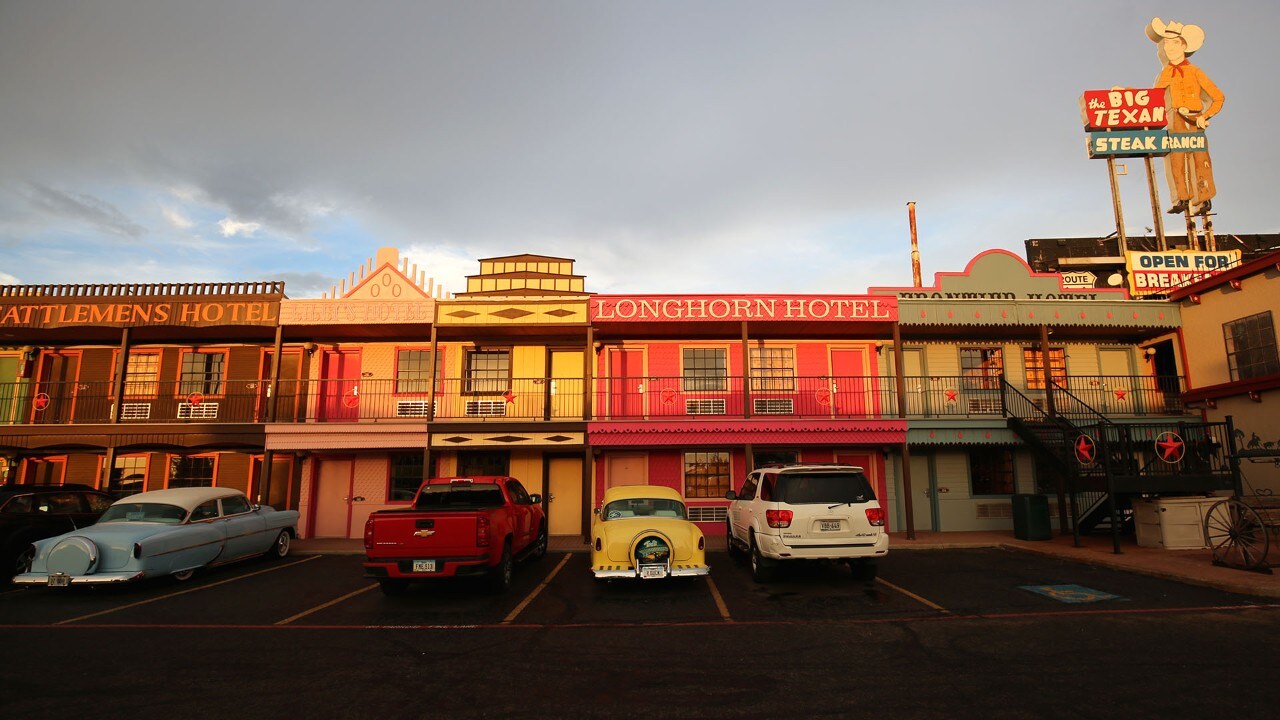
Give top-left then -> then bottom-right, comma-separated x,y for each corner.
0,247 -> 1244,543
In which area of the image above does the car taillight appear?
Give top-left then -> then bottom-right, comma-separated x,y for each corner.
698,536 -> 705,550
595,537 -> 602,551
477,515 -> 490,547
765,509 -> 793,528
865,507 -> 886,527
133,543 -> 142,559
364,518 -> 374,549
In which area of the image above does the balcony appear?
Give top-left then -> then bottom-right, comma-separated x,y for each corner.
0,373 -> 1192,426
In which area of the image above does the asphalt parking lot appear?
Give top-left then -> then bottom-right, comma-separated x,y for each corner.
1,548 -> 1270,629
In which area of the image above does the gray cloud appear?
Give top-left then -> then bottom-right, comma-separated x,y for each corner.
23,184 -> 146,239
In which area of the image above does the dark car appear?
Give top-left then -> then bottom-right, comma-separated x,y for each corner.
0,484 -> 113,581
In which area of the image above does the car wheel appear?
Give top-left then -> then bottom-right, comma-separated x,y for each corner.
725,520 -> 739,557
532,525 -> 548,560
487,542 -> 513,593
849,559 -> 878,581
379,578 -> 409,596
171,568 -> 196,582
268,530 -> 291,559
749,535 -> 775,583
12,545 -> 35,580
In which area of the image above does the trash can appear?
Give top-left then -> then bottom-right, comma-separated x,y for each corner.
1011,493 -> 1051,541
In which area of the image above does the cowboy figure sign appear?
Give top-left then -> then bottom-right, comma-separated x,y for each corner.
1148,17 -> 1224,216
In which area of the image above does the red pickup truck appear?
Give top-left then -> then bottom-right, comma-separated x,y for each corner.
363,476 -> 548,595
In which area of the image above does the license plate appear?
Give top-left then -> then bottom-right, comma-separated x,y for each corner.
820,521 -> 841,531
48,574 -> 70,587
639,565 -> 666,579
412,560 -> 437,573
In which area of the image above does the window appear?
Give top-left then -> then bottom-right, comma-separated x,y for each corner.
465,350 -> 510,394
682,348 -> 727,392
168,456 -> 215,488
1022,347 -> 1066,390
110,456 -> 147,498
179,351 -> 225,395
753,450 -> 798,466
191,500 -> 219,521
505,480 -> 533,504
221,495 -> 251,515
389,453 -> 424,502
750,347 -> 795,391
396,350 -> 443,394
960,347 -> 1004,390
123,352 -> 160,396
1225,311 -> 1280,381
684,451 -> 730,499
969,448 -> 1015,495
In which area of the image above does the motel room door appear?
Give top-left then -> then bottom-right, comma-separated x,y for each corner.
830,349 -> 871,418
318,350 -> 361,422
313,458 -> 356,538
608,349 -> 645,419
547,456 -> 584,536
549,349 -> 584,420
33,352 -> 79,424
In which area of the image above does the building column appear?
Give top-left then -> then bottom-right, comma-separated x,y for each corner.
110,327 -> 131,423
893,322 -> 915,539
257,449 -> 274,505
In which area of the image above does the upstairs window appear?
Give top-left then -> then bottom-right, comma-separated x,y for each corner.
465,350 -> 510,394
179,351 -> 225,396
750,347 -> 796,392
1225,311 -> 1280,381
1022,347 -> 1066,390
682,348 -> 728,392
123,352 -> 160,397
396,350 -> 443,394
960,347 -> 1004,390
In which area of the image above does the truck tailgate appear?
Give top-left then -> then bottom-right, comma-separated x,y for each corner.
368,511 -> 485,557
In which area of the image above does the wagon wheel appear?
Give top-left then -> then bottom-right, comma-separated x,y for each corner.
1204,499 -> 1270,571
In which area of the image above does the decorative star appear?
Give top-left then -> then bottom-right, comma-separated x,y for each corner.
1113,388 -> 1127,401
1074,435 -> 1096,464
502,390 -> 516,403
1155,432 -> 1185,463
945,389 -> 958,402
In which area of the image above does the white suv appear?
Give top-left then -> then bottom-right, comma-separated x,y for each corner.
725,464 -> 888,582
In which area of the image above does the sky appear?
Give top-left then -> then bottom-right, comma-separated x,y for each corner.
1,1 -> 1277,298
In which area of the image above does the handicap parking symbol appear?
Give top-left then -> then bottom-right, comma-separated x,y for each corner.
1019,584 -> 1122,604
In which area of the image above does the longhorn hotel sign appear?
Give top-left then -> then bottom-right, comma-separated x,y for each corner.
591,295 -> 897,323
0,300 -> 279,329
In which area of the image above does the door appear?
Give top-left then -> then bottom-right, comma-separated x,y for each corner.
608,349 -> 644,419
318,350 -> 361,422
549,350 -> 584,420
313,458 -> 355,538
547,457 -> 583,535
260,350 -> 303,422
830,349 -> 870,418
0,356 -> 19,423
886,347 -> 927,416
907,452 -> 936,532
1098,348 -> 1133,414
33,352 -> 79,424
605,453 -> 646,489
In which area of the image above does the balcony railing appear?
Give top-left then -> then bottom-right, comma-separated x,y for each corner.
0,373 -> 1191,426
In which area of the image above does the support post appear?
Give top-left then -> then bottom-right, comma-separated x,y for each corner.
584,326 -> 594,421
100,446 -> 117,494
1144,156 -> 1167,251
1106,157 -> 1127,249
257,449 -> 274,505
427,325 -> 439,421
581,446 -> 593,545
741,321 -> 751,419
110,327 -> 130,424
892,322 -> 915,540
266,325 -> 283,422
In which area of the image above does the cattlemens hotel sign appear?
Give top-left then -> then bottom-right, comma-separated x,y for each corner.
591,295 -> 897,322
0,300 -> 279,329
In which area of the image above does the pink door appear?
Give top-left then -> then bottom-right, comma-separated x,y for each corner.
830,349 -> 869,418
609,349 -> 644,419
313,459 -> 354,538
318,350 -> 361,422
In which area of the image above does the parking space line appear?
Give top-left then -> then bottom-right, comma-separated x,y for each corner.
275,583 -> 379,625
501,553 -> 572,625
54,555 -> 320,625
875,577 -> 950,614
705,576 -> 733,622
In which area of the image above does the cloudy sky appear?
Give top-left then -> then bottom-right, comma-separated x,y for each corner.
1,1 -> 1276,297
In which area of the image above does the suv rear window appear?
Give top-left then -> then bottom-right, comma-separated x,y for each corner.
774,472 -> 874,505
415,483 -> 505,510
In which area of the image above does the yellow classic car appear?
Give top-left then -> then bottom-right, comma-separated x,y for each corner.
591,485 -> 710,580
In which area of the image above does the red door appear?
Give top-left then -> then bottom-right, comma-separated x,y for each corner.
830,349 -> 869,418
33,353 -> 79,424
609,349 -> 644,419
318,350 -> 361,422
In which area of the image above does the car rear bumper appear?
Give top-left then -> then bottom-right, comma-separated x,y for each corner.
592,563 -> 710,579
364,556 -> 491,579
13,570 -> 147,586
758,532 -> 889,560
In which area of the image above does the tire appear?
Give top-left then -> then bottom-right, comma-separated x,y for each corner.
11,545 -> 35,581
268,530 -> 291,559
487,542 -> 513,593
531,526 -> 548,560
725,520 -> 740,557
849,559 -> 878,581
171,568 -> 196,582
379,578 -> 408,596
749,535 -> 775,583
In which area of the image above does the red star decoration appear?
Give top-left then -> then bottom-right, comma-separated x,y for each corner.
1113,389 -> 1127,401
944,389 -> 958,402
1155,433 -> 1185,463
1074,435 -> 1096,464
502,390 -> 516,403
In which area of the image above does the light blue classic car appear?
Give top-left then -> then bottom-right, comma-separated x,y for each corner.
13,487 -> 299,587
